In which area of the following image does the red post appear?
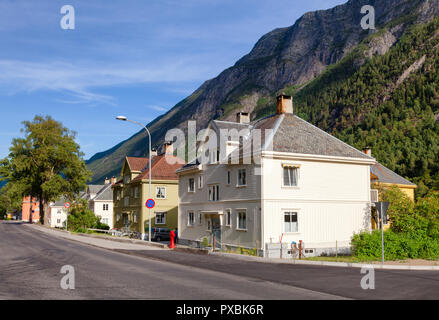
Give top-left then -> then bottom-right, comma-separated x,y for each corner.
169,230 -> 175,249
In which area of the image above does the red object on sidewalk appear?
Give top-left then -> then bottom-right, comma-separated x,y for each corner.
169,230 -> 175,249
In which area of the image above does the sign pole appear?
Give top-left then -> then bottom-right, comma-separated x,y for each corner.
380,205 -> 384,265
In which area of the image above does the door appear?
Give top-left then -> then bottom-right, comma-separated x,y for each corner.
211,215 -> 221,249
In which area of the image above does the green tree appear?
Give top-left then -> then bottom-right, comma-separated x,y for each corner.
0,115 -> 91,224
67,199 -> 100,232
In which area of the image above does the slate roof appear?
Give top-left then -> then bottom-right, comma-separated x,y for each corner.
87,185 -> 106,195
371,162 -> 416,186
238,113 -> 372,159
131,155 -> 185,182
94,184 -> 113,201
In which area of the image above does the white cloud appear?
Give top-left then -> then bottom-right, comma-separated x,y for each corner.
0,58 -> 213,104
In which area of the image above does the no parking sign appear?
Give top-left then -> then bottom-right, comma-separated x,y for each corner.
145,199 -> 155,209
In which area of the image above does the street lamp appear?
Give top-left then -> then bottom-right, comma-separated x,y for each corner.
116,115 -> 153,242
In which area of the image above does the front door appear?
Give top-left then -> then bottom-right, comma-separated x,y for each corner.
211,215 -> 221,249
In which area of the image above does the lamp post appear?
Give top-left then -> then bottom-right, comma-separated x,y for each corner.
116,116 -> 152,242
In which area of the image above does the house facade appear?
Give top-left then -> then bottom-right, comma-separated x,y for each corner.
21,196 -> 40,223
86,180 -> 115,228
112,148 -> 185,236
177,94 -> 376,257
48,199 -> 67,228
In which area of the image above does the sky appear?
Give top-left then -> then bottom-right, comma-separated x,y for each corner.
0,0 -> 347,159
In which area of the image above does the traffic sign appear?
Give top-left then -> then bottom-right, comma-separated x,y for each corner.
64,202 -> 71,209
146,199 -> 155,209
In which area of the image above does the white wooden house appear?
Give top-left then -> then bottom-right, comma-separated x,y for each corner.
176,94 -> 376,257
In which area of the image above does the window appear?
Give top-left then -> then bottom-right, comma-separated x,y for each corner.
225,209 -> 231,226
198,213 -> 202,225
57,209 -> 62,214
116,213 -> 120,222
226,171 -> 231,185
57,219 -> 61,224
238,169 -> 246,186
284,212 -> 298,233
188,211 -> 195,226
134,187 -> 139,198
155,212 -> 166,225
133,212 -> 138,223
211,149 -> 220,164
207,219 -> 211,231
124,175 -> 130,184
208,185 -> 219,201
237,211 -> 247,230
283,166 -> 299,187
103,203 -> 109,211
130,187 -> 134,197
188,178 -> 195,192
124,196 -> 129,206
198,175 -> 203,189
102,218 -> 108,225
117,190 -> 120,201
156,186 -> 166,199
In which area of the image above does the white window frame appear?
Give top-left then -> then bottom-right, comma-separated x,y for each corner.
187,211 -> 195,226
226,170 -> 231,185
188,178 -> 195,192
155,212 -> 166,225
198,213 -> 203,225
134,186 -> 139,198
283,210 -> 299,233
236,209 -> 247,231
198,175 -> 203,189
237,169 -> 247,187
282,165 -> 300,188
155,186 -> 166,199
208,185 -> 219,201
133,212 -> 138,223
225,209 -> 231,227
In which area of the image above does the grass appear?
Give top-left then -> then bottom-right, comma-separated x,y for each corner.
304,256 -> 377,263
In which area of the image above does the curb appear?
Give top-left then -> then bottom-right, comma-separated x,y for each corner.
210,252 -> 439,271
26,223 -> 168,249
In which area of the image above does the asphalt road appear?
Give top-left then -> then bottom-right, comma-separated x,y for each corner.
1,221 -> 439,300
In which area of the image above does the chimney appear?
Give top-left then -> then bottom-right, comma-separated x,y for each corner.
363,147 -> 372,156
276,93 -> 293,114
150,148 -> 158,157
110,176 -> 117,185
164,141 -> 173,155
236,112 -> 250,124
104,177 -> 110,185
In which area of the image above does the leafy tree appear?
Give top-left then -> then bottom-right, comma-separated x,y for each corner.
0,115 -> 91,224
67,199 -> 100,232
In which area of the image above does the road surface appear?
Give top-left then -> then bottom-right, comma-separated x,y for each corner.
1,221 -> 439,299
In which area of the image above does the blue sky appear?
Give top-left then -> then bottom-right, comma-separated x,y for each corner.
0,0 -> 347,159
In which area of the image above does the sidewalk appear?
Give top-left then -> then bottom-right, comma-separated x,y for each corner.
209,251 -> 439,270
26,223 -> 168,251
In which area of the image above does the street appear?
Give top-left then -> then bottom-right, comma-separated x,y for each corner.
1,221 -> 439,300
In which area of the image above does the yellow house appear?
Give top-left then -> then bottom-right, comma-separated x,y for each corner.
365,149 -> 417,230
112,147 -> 185,236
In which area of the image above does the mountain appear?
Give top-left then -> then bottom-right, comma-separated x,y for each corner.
86,0 -> 439,196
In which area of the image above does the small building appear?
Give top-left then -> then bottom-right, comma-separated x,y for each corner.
112,144 -> 185,236
86,180 -> 115,228
48,198 -> 68,228
177,94 -> 376,257
21,196 -> 40,223
365,148 -> 417,230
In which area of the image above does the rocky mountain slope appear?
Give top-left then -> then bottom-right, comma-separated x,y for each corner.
87,0 -> 439,191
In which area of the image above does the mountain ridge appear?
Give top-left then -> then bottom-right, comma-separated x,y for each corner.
86,0 -> 439,191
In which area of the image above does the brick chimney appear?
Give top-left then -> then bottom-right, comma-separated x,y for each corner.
276,94 -> 293,114
110,176 -> 117,184
236,112 -> 250,124
363,147 -> 372,156
164,141 -> 173,155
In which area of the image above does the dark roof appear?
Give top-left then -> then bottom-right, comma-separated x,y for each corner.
87,185 -> 106,195
94,184 -> 113,201
131,155 -> 185,182
236,113 -> 372,159
371,162 -> 416,186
